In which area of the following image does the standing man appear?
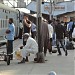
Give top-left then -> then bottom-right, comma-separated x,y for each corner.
23,16 -> 31,46
48,20 -> 53,54
6,18 -> 15,60
31,22 -> 37,39
51,18 -> 57,46
55,20 -> 68,56
19,20 -> 23,39
67,19 -> 74,41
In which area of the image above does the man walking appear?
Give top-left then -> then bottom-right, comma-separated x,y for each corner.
6,18 -> 15,60
55,20 -> 68,56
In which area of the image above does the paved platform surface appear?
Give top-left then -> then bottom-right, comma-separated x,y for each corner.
0,39 -> 74,75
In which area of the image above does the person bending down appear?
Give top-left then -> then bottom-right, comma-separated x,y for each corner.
16,33 -> 38,64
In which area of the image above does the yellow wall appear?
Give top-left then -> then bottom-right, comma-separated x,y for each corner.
58,12 -> 75,22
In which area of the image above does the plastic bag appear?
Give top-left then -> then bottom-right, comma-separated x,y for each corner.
15,48 -> 22,60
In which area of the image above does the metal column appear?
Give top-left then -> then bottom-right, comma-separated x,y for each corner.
37,0 -> 42,52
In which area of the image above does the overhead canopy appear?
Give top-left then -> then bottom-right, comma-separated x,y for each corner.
26,1 -> 75,16
0,3 -> 18,13
15,8 -> 30,13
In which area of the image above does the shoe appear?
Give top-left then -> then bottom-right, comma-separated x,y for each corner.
4,56 -> 7,62
65,51 -> 68,56
18,58 -> 25,64
73,47 -> 75,49
25,59 -> 29,62
19,38 -> 22,39
49,52 -> 52,54
34,58 -> 37,61
57,54 -> 62,56
25,57 -> 29,62
44,53 -> 46,57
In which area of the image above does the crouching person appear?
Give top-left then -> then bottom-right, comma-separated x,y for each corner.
16,33 -> 38,64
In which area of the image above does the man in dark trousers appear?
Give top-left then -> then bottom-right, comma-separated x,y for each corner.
55,20 -> 68,56
6,18 -> 15,60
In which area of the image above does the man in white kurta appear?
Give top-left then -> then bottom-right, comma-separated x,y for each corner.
48,22 -> 53,39
18,33 -> 38,64
21,36 -> 38,58
48,20 -> 53,53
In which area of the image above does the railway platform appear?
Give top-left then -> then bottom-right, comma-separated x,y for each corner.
0,39 -> 74,75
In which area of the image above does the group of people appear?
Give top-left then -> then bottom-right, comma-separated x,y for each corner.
5,16 -> 37,63
41,18 -> 68,56
5,16 -> 75,64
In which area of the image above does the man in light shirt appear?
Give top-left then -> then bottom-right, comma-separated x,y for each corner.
48,20 -> 53,54
67,19 -> 74,41
19,20 -> 23,39
31,22 -> 37,39
6,18 -> 15,60
18,33 -> 38,64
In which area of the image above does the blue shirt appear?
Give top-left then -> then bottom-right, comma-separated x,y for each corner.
68,21 -> 73,30
31,23 -> 36,32
7,23 -> 15,40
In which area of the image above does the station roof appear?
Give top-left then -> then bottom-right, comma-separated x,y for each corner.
0,3 -> 18,13
26,1 -> 75,16
15,8 -> 30,13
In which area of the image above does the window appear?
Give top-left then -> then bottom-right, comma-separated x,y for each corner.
3,9 -> 4,12
5,10 -> 6,13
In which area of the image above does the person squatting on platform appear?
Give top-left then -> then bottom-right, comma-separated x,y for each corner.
15,33 -> 38,64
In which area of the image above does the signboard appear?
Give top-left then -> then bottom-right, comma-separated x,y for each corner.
54,6 -> 65,10
17,1 -> 26,8
44,5 -> 65,11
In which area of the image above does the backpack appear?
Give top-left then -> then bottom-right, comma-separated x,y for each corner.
66,41 -> 74,50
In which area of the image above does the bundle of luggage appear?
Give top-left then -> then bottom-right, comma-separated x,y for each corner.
66,41 -> 74,50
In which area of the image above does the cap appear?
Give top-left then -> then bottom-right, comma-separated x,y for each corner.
23,33 -> 29,38
49,71 -> 56,75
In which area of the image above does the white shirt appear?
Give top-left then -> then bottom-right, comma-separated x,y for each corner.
72,28 -> 75,38
19,22 -> 23,29
48,24 -> 53,38
23,37 -> 38,52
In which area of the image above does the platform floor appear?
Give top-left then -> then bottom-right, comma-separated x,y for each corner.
0,39 -> 74,75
